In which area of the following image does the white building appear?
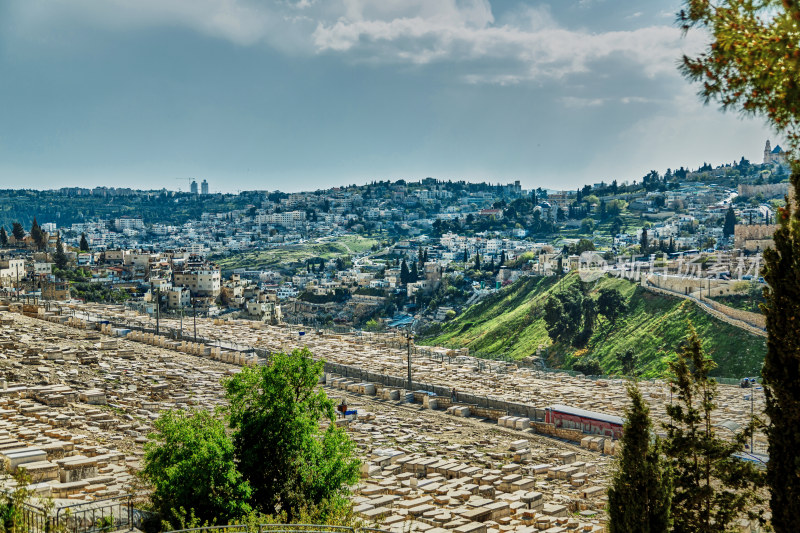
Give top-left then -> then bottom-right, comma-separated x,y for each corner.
173,268 -> 221,297
114,217 -> 145,231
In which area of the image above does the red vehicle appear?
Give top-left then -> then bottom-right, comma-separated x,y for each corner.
545,404 -> 624,439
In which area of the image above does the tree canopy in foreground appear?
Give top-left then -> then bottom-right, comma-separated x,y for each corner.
681,3 -> 800,530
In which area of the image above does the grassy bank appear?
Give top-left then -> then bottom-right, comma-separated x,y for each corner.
211,236 -> 379,273
420,274 -> 766,379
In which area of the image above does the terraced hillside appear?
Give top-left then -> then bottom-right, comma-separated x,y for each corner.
211,235 -> 379,273
420,274 -> 766,379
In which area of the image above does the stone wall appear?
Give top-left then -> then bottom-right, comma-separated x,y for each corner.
699,295 -> 766,329
323,361 -> 548,422
738,183 -> 788,198
531,422 -> 586,443
734,224 -> 778,250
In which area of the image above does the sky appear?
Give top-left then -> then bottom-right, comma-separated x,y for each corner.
0,0 -> 778,193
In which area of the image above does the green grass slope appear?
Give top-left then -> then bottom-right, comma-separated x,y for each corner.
420,274 -> 766,379
211,236 -> 378,273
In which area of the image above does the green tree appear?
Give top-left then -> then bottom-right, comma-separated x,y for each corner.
573,238 -> 595,254
617,348 -> 638,377
573,359 -> 602,376
141,409 -> 252,529
79,233 -> 89,252
543,285 -> 584,344
640,227 -> 649,255
11,222 -> 24,243
462,249 -> 468,264
679,1 -> 800,154
224,349 -> 360,521
364,319 -> 384,332
581,297 -> 597,337
53,235 -> 68,270
680,3 -> 800,529
597,287 -> 626,325
0,227 -> 6,247
474,253 -> 480,271
663,329 -> 764,532
400,260 -> 409,285
608,384 -> 672,533
762,189 -> 800,532
723,206 -> 736,239
30,217 -> 45,251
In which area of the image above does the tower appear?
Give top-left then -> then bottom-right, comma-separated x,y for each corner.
190,180 -> 198,194
764,140 -> 772,164
201,179 -> 209,195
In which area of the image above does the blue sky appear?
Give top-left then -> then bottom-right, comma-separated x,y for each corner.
0,0 -> 776,193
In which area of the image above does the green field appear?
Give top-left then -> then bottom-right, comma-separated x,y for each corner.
420,274 -> 766,379
211,235 -> 379,273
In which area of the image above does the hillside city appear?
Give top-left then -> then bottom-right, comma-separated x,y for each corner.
0,143 -> 783,532
0,141 -> 788,341
2,1 -> 800,530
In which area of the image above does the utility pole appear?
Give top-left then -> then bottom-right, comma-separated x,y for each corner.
750,379 -> 756,453
179,306 -> 183,339
155,287 -> 160,335
193,301 -> 197,340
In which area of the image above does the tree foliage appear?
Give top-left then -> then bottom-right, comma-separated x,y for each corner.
762,169 -> 800,531
679,0 -> 800,156
53,235 -> 68,270
597,287 -> 626,325
680,3 -> 800,530
723,206 -> 736,239
608,384 -> 672,533
640,227 -> 649,255
662,328 -> 764,532
543,286 -> 584,344
0,227 -> 6,247
11,222 -> 24,242
79,233 -> 89,252
618,348 -> 639,376
224,348 -> 360,521
29,217 -> 45,250
141,409 -> 253,529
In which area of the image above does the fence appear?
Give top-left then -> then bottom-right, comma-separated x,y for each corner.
166,525 -> 390,533
16,494 -> 151,533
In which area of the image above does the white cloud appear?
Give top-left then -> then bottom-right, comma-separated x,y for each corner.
8,0 -> 703,84
311,3 -> 703,82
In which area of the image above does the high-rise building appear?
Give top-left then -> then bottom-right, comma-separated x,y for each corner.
201,179 -> 209,194
190,180 -> 198,194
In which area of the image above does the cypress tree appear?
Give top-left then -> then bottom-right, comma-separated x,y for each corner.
410,261 -> 419,282
400,260 -> 409,285
11,222 -> 24,242
663,327 -> 765,532
761,167 -> 800,530
723,206 -> 736,239
79,233 -> 89,252
640,227 -> 649,255
0,227 -> 6,247
30,217 -> 45,251
53,235 -> 68,270
474,254 -> 480,271
677,4 -> 800,523
608,383 -> 672,533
